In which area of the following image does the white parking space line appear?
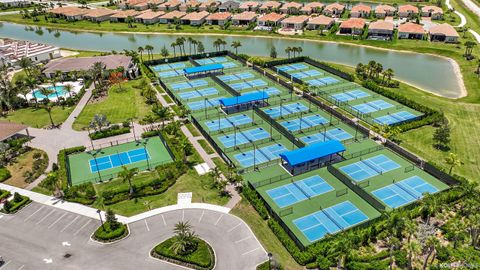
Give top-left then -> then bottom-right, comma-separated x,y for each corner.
48,213 -> 67,229
73,220 -> 91,236
18,265 -> 25,270
161,214 -> 166,226
198,210 -> 205,223
228,223 -> 242,233
182,210 -> 184,221
242,247 -> 260,256
61,216 -> 79,233
24,206 -> 44,222
214,214 -> 223,226
36,209 -> 56,225
2,261 -> 11,268
144,219 -> 150,232
235,236 -> 251,244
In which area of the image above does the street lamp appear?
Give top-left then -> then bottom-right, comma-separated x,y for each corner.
268,253 -> 273,270
97,209 -> 105,231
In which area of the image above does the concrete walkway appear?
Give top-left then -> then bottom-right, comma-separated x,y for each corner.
446,0 -> 480,42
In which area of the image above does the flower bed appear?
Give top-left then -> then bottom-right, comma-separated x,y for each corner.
151,237 -> 215,270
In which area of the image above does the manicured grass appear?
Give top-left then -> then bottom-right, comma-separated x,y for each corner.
0,167 -> 11,182
231,197 -> 301,270
93,221 -> 128,242
73,80 -> 152,130
186,123 -> 201,137
93,170 -> 229,216
152,237 -> 214,269
163,94 -> 173,104
198,139 -> 214,155
2,106 -> 74,128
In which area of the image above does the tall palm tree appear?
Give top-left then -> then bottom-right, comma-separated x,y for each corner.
285,47 -> 292,58
18,57 -> 33,76
152,107 -> 171,128
118,166 -> 138,196
175,37 -> 186,55
187,37 -> 194,54
24,76 -> 38,107
406,240 -> 421,270
137,46 -> 144,61
387,236 -> 400,270
144,44 -> 154,60
170,41 -> 178,57
329,232 -> 356,269
231,41 -> 242,54
179,137 -> 192,163
445,152 -> 462,174
64,83 -> 74,99
160,45 -> 169,58
191,39 -> 198,54
422,235 -> 439,270
42,101 -> 55,128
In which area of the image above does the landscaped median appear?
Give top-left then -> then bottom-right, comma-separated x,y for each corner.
92,209 -> 129,243
0,191 -> 31,214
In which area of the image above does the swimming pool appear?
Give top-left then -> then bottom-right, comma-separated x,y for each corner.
32,86 -> 69,100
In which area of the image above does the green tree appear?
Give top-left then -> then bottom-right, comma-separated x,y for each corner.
160,45 -> 169,58
445,152 -> 462,174
105,208 -> 119,230
422,235 -> 439,270
230,40 -> 242,54
42,101 -> 55,128
464,41 -> 476,58
197,41 -> 205,53
270,46 -> 277,58
137,46 -> 144,61
285,47 -> 292,58
406,240 -> 421,270
144,44 -> 154,60
152,106 -> 171,128
170,221 -> 197,255
170,41 -> 178,57
118,166 -> 138,196
433,123 -> 450,150
89,114 -> 109,132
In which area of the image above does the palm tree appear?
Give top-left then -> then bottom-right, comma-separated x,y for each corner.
118,166 -> 138,196
38,87 -> 54,103
231,41 -> 242,54
137,46 -> 144,61
18,57 -> 33,76
142,86 -> 157,105
176,104 -> 190,119
170,41 -> 178,57
197,41 -> 205,53
125,16 -> 134,28
422,235 -> 439,270
285,47 -> 292,58
42,101 -> 55,128
187,37 -> 194,54
445,152 -> 462,174
14,78 -> 29,103
387,236 -> 400,270
64,83 -> 74,99
406,240 -> 421,270
24,76 -> 38,107
152,107 -> 171,128
173,221 -> 193,235
160,45 -> 169,58
179,137 -> 192,163
191,39 -> 198,54
170,221 -> 196,255
176,37 -> 186,55
296,46 -> 303,57
144,44 -> 154,60
91,61 -> 105,88
420,193 -> 437,225
329,232 -> 356,269
382,68 -> 394,84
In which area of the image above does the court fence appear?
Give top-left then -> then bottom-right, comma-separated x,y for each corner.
342,145 -> 384,160
208,119 -> 264,136
251,173 -> 292,188
85,136 -> 144,152
237,159 -> 280,175
278,207 -> 294,217
327,165 -> 386,212
223,134 -> 282,153
210,75 -> 240,97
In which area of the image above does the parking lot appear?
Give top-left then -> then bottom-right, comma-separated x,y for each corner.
0,202 -> 266,270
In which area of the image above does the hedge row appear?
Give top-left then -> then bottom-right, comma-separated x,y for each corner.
89,125 -> 130,140
58,146 -> 86,189
63,182 -> 96,205
242,185 -> 269,220
93,222 -> 128,242
2,194 -> 31,214
0,189 -> 11,200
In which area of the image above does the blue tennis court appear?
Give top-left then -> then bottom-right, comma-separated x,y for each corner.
374,111 -> 418,125
196,57 -> 228,65
152,62 -> 186,71
89,148 -> 150,173
331,89 -> 370,102
222,62 -> 238,69
307,77 -> 339,87
280,114 -> 328,132
229,79 -> 268,91
340,154 -> 401,182
178,87 -> 219,100
266,175 -> 334,208
291,69 -> 323,79
218,127 -> 270,148
158,69 -> 184,78
352,100 -> 393,114
234,144 -> 288,167
278,63 -> 308,72
293,201 -> 369,242
218,72 -> 255,82
301,128 -> 353,144
263,103 -> 309,118
244,87 -> 282,96
204,114 -> 252,131
170,79 -> 208,91
372,176 -> 439,208
187,97 -> 224,110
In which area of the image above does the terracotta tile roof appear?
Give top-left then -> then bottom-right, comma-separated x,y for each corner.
375,4 -> 395,14
324,3 -> 344,12
0,122 -> 28,141
111,9 -> 141,18
368,20 -> 394,31
399,4 -> 419,13
49,6 -> 86,16
307,15 -> 334,25
340,18 -> 366,28
160,10 -> 186,19
281,2 -> 303,10
159,0 -> 181,8
239,1 -> 260,9
135,10 -> 165,19
181,10 -> 209,20
258,12 -> 285,22
83,8 -> 117,18
121,0 -> 146,6
429,23 -> 459,37
398,22 -> 425,33
206,11 -> 231,20
301,2 -> 324,12
260,1 -> 282,10
351,4 -> 371,13
281,15 -> 309,24
232,11 -> 258,20
199,0 -> 220,8
421,5 -> 443,14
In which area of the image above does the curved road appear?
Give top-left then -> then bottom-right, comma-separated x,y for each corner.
0,202 -> 267,270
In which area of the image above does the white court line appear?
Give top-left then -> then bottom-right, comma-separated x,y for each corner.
228,223 -> 242,233
2,261 -> 11,268
144,219 -> 150,232
18,265 -> 25,270
61,216 -> 79,233
73,220 -> 91,236
198,210 -> 205,223
242,247 -> 260,256
36,209 -> 56,225
235,236 -> 251,244
214,214 -> 223,226
161,214 -> 166,226
48,213 -> 67,229
24,205 -> 44,222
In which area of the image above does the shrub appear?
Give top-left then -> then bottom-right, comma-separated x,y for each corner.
89,125 -> 130,140
242,185 -> 269,220
0,167 -> 11,182
93,221 -> 128,242
13,192 -> 23,203
152,237 -> 214,270
63,182 -> 96,205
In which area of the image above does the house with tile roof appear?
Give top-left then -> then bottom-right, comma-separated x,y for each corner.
368,20 -> 394,40
158,0 -> 181,11
375,5 -> 395,18
398,22 -> 425,39
179,0 -> 200,12
421,5 -> 443,20
300,2 -> 324,15
0,38 -> 61,66
218,0 -> 239,12
158,10 -> 186,23
232,11 -> 258,25
135,10 -> 165,23
429,23 -> 459,43
181,10 -> 209,25
110,9 -> 142,22
351,4 -> 371,18
280,2 -> 303,14
306,15 -> 334,30
339,18 -> 366,35
398,4 -> 419,18
257,12 -> 285,26
281,15 -> 309,30
83,8 -> 117,22
323,3 -> 344,17
206,12 -> 232,25
199,0 -> 220,12
239,1 -> 260,12
259,1 -> 282,13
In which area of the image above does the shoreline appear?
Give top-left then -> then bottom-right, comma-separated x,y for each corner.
1,20 -> 467,99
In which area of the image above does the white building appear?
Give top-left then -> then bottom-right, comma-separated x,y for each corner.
0,39 -> 61,67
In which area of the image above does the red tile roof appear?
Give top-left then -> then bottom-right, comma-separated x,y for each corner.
239,1 -> 260,9
258,12 -> 285,22
324,3 -> 344,12
260,1 -> 282,10
351,4 -> 371,13
301,2 -> 324,12
206,11 -> 232,20
307,15 -> 334,25
160,10 -> 186,19
232,11 -> 258,20
429,23 -> 459,37
421,5 -> 443,14
181,10 -> 209,20
281,15 -> 309,24
340,18 -> 366,28
399,4 -> 419,13
368,20 -> 394,31
398,22 -> 425,34
375,4 -> 395,14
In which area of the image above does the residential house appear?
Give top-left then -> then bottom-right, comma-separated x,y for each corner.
239,1 -> 260,12
281,15 -> 309,30
0,38 -> 61,67
0,0 -> 28,8
117,0 -> 145,10
350,4 -> 371,18
218,0 -> 239,12
429,23 -> 459,43
110,10 -> 141,22
158,10 -> 186,23
323,3 -> 345,17
398,4 -> 419,18
181,10 -> 209,25
232,11 -> 258,25
306,15 -> 334,30
257,12 -> 285,26
135,10 -> 165,23
300,2 -> 324,15
83,8 -> 117,22
132,2 -> 149,11
375,4 -> 395,18
49,7 -> 88,21
398,22 -> 425,39
259,1 -> 282,13
280,2 -> 303,14
368,20 -> 394,40
179,0 -> 200,12
158,0 -> 181,11
199,0 -> 220,12
339,18 -> 365,35
421,5 -> 443,19
206,12 -> 232,25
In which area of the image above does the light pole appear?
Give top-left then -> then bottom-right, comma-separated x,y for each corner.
268,253 -> 273,270
97,209 -> 105,231
130,118 -> 137,141
85,127 -> 95,150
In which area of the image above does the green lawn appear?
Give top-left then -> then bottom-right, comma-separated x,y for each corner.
73,80 -> 152,130
198,139 -> 214,155
2,106 -> 74,128
93,170 -> 229,216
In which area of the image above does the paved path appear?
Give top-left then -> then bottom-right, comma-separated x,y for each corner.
446,0 -> 480,42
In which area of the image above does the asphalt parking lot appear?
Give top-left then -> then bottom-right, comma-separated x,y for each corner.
0,202 -> 266,270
